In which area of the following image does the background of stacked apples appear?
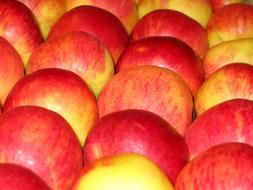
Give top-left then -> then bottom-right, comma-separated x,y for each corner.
2,0 -> 253,189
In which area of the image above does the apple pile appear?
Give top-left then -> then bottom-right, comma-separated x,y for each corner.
2,0 -> 253,189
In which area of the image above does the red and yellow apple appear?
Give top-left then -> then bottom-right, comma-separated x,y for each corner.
71,153 -> 174,190
194,63 -> 253,116
130,9 -> 208,58
175,142 -> 253,189
65,0 -> 138,34
97,65 -> 193,136
0,106 -> 83,190
3,68 -> 98,145
0,0 -> 43,66
137,0 -> 212,27
0,37 -> 24,105
18,0 -> 66,39
207,3 -> 253,48
203,38 -> 253,78
0,163 -> 50,190
27,31 -> 114,97
48,5 -> 129,63
186,98 -> 253,158
116,36 -> 204,96
83,109 -> 189,184
210,0 -> 253,11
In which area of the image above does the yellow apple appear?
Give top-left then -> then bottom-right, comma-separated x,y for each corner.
203,38 -> 253,78
70,153 -> 174,190
137,0 -> 212,27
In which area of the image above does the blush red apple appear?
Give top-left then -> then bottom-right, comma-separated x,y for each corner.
0,106 -> 83,190
130,9 -> 208,58
116,36 -> 204,96
0,0 -> 43,66
48,5 -> 129,63
97,65 -> 193,136
3,68 -> 98,145
27,31 -> 114,97
83,109 -> 189,184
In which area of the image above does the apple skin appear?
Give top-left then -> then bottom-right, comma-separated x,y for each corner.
48,5 -> 129,63
27,31 -> 114,97
194,63 -> 253,116
0,0 -> 43,66
137,0 -> 212,27
207,3 -> 253,48
97,65 -> 193,136
0,37 -> 24,105
18,0 -> 66,39
0,163 -> 50,190
175,142 -> 253,190
3,68 -> 98,145
210,0 -> 253,11
70,153 -> 174,190
0,106 -> 83,190
130,9 -> 208,58
65,0 -> 138,34
83,109 -> 189,184
186,99 -> 253,158
203,38 -> 253,78
116,36 -> 204,96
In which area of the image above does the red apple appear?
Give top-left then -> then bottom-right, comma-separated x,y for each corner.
116,36 -> 204,96
70,153 -> 174,190
0,106 -> 83,190
0,163 -> 50,190
186,99 -> 253,158
203,38 -> 253,78
210,0 -> 253,11
27,31 -> 114,97
18,0 -> 66,39
207,3 -> 253,48
194,63 -> 253,116
0,37 -> 24,105
0,0 -> 43,66
65,0 -> 138,34
175,142 -> 253,189
83,109 -> 189,184
97,65 -> 193,136
130,9 -> 208,58
48,5 -> 129,63
3,68 -> 98,145
137,0 -> 212,28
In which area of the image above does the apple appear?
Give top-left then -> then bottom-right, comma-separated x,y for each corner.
83,109 -> 189,184
27,31 -> 114,97
194,63 -> 253,116
186,98 -> 253,158
0,106 -> 83,190
0,0 -> 43,67
130,9 -> 208,58
137,0 -> 212,28
65,0 -> 138,34
48,5 -> 129,63
3,68 -> 98,145
0,37 -> 24,105
175,142 -> 253,189
0,163 -> 50,190
116,36 -> 204,96
203,38 -> 253,78
207,3 -> 253,48
70,153 -> 174,190
210,0 -> 253,11
97,65 -> 193,136
17,0 -> 66,39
